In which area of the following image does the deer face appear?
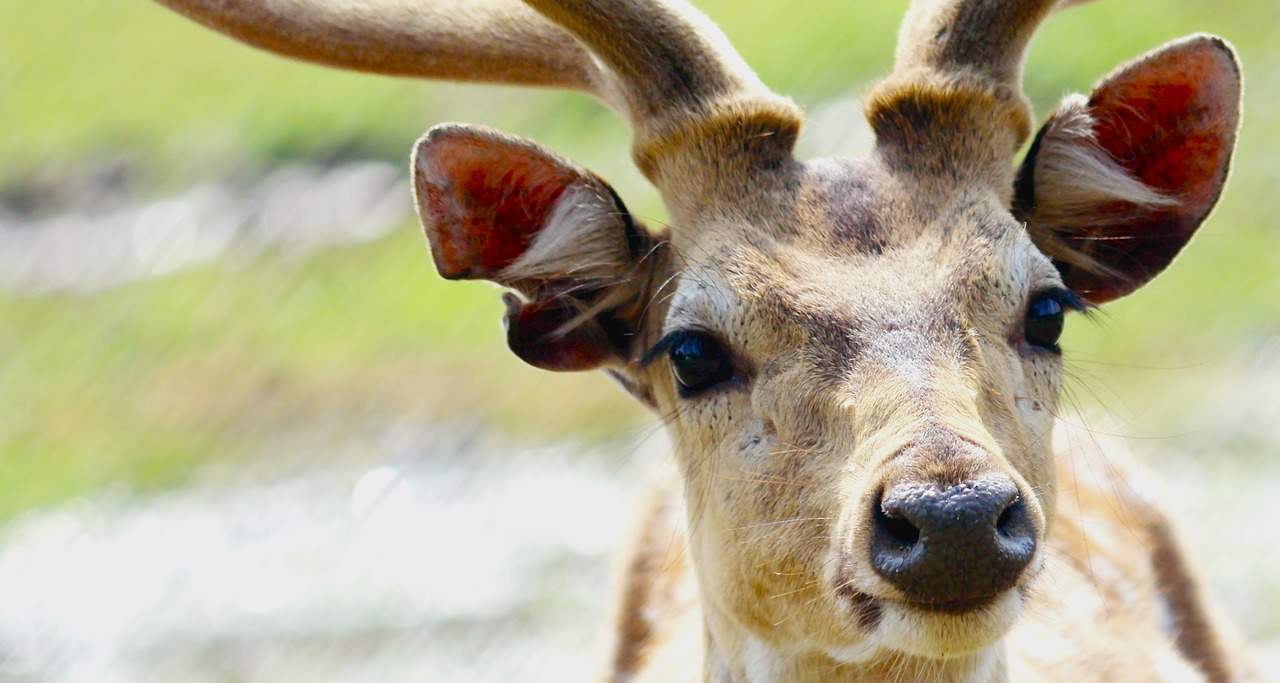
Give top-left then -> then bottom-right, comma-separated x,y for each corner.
629,158 -> 1063,658
401,9 -> 1240,675
412,32 -> 1238,663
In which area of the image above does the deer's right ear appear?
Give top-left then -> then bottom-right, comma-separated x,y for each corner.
1014,35 -> 1242,304
413,124 -> 661,373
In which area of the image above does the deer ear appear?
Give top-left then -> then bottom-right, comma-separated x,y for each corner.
413,124 -> 658,372
1013,35 -> 1241,304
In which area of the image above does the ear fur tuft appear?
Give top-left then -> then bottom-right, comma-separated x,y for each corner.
1015,34 -> 1242,303
412,123 -> 662,372
500,183 -> 632,287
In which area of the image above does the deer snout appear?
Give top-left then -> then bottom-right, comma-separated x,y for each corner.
868,477 -> 1035,611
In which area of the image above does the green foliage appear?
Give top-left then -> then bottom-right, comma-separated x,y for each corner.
0,232 -> 649,518
3,0 -> 1279,516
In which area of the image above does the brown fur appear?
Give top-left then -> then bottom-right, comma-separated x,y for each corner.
606,470 -> 700,681
612,436 -> 1253,682
151,1 -> 1256,681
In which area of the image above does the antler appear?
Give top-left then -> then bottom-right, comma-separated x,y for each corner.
866,0 -> 1090,197
152,0 -> 607,93
153,0 -> 801,199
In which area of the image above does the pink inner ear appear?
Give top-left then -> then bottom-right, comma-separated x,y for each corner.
415,129 -> 583,281
1089,41 -> 1238,216
1062,37 -> 1240,302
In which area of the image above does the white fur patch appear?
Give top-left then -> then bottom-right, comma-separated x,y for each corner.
500,183 -> 628,284
1028,94 -> 1178,276
740,634 -> 784,683
825,641 -> 879,665
877,591 -> 1023,659
661,267 -> 739,342
1033,95 -> 1175,217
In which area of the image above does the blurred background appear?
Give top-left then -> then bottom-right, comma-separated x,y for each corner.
2,0 -> 1279,680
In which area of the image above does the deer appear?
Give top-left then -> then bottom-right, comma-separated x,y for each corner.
150,0 -> 1257,681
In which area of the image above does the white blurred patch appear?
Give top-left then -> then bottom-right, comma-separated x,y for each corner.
0,423 -> 666,683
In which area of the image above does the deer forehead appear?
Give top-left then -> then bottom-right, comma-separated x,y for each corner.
661,163 -> 1060,371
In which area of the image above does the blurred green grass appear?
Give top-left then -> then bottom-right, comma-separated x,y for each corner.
2,0 -> 1279,517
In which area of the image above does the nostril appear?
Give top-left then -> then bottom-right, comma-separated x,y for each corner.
993,497 -> 1036,566
869,498 -> 926,582
996,499 -> 1021,536
877,508 -> 921,546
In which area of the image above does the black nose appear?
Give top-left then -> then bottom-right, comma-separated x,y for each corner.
869,477 -> 1035,610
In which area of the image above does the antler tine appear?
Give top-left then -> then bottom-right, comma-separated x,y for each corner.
866,0 -> 1092,196
893,0 -> 1062,91
152,0 -> 616,107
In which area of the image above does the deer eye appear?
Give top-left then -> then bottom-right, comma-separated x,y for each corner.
1024,291 -> 1066,351
669,332 -> 734,396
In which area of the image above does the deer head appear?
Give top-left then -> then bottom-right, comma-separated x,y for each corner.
155,0 -> 1242,677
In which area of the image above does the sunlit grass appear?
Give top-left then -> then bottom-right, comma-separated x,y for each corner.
0,230 -> 648,518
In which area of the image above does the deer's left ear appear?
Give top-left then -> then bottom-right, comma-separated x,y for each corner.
1014,35 -> 1242,304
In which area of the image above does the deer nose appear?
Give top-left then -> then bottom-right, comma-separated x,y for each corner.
868,477 -> 1035,611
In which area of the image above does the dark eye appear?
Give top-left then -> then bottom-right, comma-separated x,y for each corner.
1024,292 -> 1065,351
669,332 -> 734,396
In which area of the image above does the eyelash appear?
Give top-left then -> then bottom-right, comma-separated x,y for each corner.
642,329 -> 740,398
1040,287 -> 1089,314
1019,287 -> 1091,354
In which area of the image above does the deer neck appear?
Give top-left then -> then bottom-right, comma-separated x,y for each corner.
701,610 -> 1008,683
